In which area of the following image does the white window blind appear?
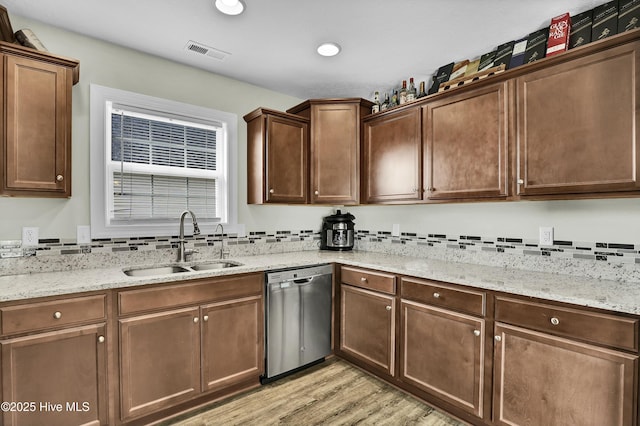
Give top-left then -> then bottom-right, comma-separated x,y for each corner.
109,107 -> 221,223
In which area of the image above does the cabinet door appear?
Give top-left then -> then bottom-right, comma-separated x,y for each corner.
1,324 -> 107,426
517,41 -> 640,196
362,108 -> 422,203
424,82 -> 508,200
340,284 -> 395,377
311,103 -> 359,204
119,307 -> 201,421
400,300 -> 485,418
2,54 -> 72,197
493,323 -> 638,426
201,296 -> 263,392
265,114 -> 308,203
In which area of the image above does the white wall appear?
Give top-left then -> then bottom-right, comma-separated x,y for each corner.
2,16 -> 640,245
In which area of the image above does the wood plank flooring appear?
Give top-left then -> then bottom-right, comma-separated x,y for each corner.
166,359 -> 467,426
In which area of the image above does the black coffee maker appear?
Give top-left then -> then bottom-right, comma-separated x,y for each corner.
320,210 -> 355,251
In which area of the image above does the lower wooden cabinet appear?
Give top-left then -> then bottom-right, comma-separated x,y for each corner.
117,273 -> 264,423
400,300 -> 485,418
493,323 -> 638,426
339,284 -> 396,377
1,323 -> 108,426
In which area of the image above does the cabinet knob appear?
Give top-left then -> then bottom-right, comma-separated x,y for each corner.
56,175 -> 64,182
98,336 -> 105,343
495,335 -> 502,342
517,179 -> 524,184
550,317 -> 560,326
53,311 -> 62,319
314,190 -> 319,195
193,317 -> 199,323
269,188 -> 274,194
203,315 -> 209,322
385,305 -> 392,311
433,292 -> 440,298
473,330 -> 481,337
360,277 -> 367,282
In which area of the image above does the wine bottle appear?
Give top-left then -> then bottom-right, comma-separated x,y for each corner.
399,80 -> 408,105
372,91 -> 380,113
381,92 -> 390,111
407,78 -> 417,102
417,81 -> 427,98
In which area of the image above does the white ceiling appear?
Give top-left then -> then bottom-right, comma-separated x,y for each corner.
4,0 -> 599,100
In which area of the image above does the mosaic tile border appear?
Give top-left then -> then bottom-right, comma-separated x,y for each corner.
355,230 -> 640,265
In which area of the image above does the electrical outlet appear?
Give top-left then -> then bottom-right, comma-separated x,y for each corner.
77,225 -> 91,245
392,224 -> 400,237
236,224 -> 246,238
22,227 -> 39,247
539,226 -> 554,246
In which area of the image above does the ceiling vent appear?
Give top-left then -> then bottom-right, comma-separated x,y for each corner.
184,40 -> 231,61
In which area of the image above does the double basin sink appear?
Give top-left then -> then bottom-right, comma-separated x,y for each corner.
123,260 -> 242,277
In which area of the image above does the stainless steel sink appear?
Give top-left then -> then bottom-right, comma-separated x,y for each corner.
190,261 -> 242,271
123,260 -> 242,276
123,265 -> 191,277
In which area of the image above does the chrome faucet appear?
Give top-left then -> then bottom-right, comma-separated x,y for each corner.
214,223 -> 229,259
178,210 -> 200,262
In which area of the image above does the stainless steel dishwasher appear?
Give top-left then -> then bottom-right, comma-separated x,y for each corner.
264,264 -> 332,381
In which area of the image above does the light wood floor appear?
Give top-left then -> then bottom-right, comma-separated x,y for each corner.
166,359 -> 467,426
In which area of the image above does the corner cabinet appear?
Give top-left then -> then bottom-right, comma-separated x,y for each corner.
516,40 -> 640,197
287,99 -> 372,205
362,107 -> 422,203
244,108 -> 309,204
0,42 -> 79,197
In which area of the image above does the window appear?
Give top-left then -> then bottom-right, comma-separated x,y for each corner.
90,84 -> 237,238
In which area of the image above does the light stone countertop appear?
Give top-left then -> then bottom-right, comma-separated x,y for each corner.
1,250 -> 639,315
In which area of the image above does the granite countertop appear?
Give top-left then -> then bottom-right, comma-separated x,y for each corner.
1,250 -> 639,315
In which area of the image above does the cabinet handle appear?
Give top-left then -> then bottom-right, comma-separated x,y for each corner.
385,305 -> 392,311
433,292 -> 440,298
269,188 -> 274,194
193,317 -> 199,323
360,277 -> 367,282
550,317 -> 560,326
56,175 -> 64,182
203,315 -> 209,322
473,330 -> 481,337
314,190 -> 319,195
495,335 -> 502,342
53,311 -> 62,319
98,336 -> 105,343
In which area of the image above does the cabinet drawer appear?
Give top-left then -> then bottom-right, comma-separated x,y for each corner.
0,294 -> 107,336
401,277 -> 485,317
118,273 -> 263,316
495,297 -> 639,352
340,266 -> 396,295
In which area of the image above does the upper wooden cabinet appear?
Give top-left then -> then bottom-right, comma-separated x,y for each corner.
287,98 -> 372,204
362,107 -> 422,203
516,40 -> 640,197
244,108 -> 309,204
423,82 -> 509,200
0,42 -> 79,197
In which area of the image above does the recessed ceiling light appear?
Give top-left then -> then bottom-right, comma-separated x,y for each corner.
317,42 -> 341,57
215,0 -> 244,15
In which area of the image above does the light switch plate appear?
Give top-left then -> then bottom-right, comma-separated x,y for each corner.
392,224 -> 400,237
77,225 -> 91,245
22,227 -> 39,247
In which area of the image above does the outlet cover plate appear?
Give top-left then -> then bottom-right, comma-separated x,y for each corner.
22,227 -> 39,247
77,225 -> 91,245
539,226 -> 554,246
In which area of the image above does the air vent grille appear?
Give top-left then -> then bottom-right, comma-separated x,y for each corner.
184,40 -> 231,61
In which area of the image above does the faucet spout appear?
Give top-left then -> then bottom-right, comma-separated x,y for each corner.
214,223 -> 228,259
178,210 -> 200,262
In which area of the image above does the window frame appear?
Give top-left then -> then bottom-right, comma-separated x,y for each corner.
90,84 -> 237,238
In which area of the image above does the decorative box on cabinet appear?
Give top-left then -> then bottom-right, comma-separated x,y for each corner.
0,42 -> 79,197
244,108 -> 309,204
287,98 -> 372,204
362,107 -> 422,203
0,294 -> 108,426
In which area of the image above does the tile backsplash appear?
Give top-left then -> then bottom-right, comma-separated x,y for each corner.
1,228 -> 639,282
